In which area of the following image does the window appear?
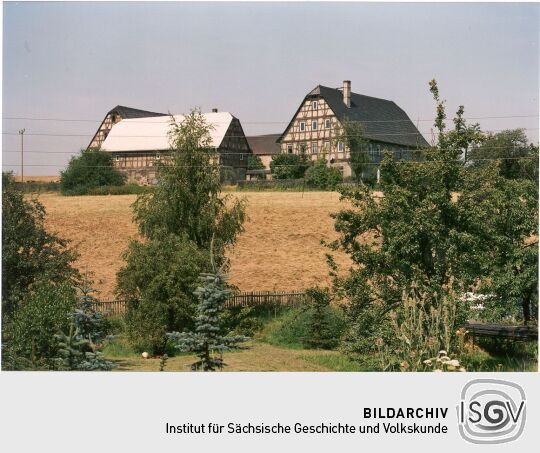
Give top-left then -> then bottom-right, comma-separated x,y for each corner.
115,155 -> 119,162
325,119 -> 331,129
240,153 -> 244,161
287,144 -> 293,154
323,141 -> 330,151
337,142 -> 345,152
311,142 -> 318,154
312,120 -> 317,130
312,100 -> 318,110
155,153 -> 161,160
299,121 -> 306,132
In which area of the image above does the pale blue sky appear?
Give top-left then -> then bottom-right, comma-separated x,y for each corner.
2,1 -> 539,175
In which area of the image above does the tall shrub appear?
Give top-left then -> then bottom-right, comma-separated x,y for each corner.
2,172 -> 78,320
60,148 -> 125,195
270,153 -> 310,179
304,158 -> 343,190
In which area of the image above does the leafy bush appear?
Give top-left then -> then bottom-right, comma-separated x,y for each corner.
270,153 -> 310,179
13,181 -> 61,193
304,158 -> 343,190
220,166 -> 238,185
248,155 -> 265,171
221,306 -> 265,336
3,282 -> 76,369
2,172 -> 78,319
87,184 -> 151,196
117,234 -> 210,354
60,148 -> 126,195
264,302 -> 345,350
236,178 -> 306,191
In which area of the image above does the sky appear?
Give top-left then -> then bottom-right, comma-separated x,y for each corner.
2,1 -> 539,176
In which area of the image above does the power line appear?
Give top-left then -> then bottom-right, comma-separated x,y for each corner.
2,114 -> 539,124
2,128 -> 538,138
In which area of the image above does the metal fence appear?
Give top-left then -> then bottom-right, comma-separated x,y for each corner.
90,290 -> 309,316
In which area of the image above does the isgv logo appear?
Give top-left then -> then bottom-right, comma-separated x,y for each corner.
457,379 -> 526,444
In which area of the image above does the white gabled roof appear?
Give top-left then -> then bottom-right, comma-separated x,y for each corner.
100,112 -> 234,152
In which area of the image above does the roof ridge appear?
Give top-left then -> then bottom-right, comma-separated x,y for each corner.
317,85 -> 395,104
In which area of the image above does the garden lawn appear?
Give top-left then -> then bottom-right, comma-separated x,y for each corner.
104,341 -> 370,372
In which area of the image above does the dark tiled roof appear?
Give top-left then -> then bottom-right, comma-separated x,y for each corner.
109,105 -> 167,119
246,134 -> 281,155
281,85 -> 430,148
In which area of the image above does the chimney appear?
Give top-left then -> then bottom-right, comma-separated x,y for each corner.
212,108 -> 218,113
343,80 -> 351,108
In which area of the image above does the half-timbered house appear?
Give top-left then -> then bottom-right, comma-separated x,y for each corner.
97,109 -> 251,184
277,81 -> 430,177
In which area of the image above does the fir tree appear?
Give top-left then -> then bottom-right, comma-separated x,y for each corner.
55,283 -> 114,371
167,266 -> 248,371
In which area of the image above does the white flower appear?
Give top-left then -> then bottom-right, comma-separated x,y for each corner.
459,367 -> 467,372
141,352 -> 149,359
423,359 -> 432,365
440,356 -> 450,362
439,350 -> 447,356
447,359 -> 460,367
433,369 -> 443,373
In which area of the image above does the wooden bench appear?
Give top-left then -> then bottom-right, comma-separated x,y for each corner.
464,322 -> 538,342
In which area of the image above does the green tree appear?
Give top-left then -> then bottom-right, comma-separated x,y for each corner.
468,129 -> 538,181
304,158 -> 343,190
248,154 -> 265,171
328,80 -> 491,357
337,120 -> 372,183
459,165 -> 538,323
117,234 -> 210,354
2,172 -> 78,320
60,148 -> 125,195
167,270 -> 248,371
303,287 -> 343,349
133,110 -> 245,260
118,110 -> 246,353
3,282 -> 76,370
270,153 -> 310,179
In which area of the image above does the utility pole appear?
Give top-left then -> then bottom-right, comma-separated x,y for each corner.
19,128 -> 25,183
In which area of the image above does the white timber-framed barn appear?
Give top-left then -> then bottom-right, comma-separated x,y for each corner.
90,106 -> 252,184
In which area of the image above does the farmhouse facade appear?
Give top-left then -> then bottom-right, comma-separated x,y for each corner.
92,107 -> 252,184
277,81 -> 430,177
